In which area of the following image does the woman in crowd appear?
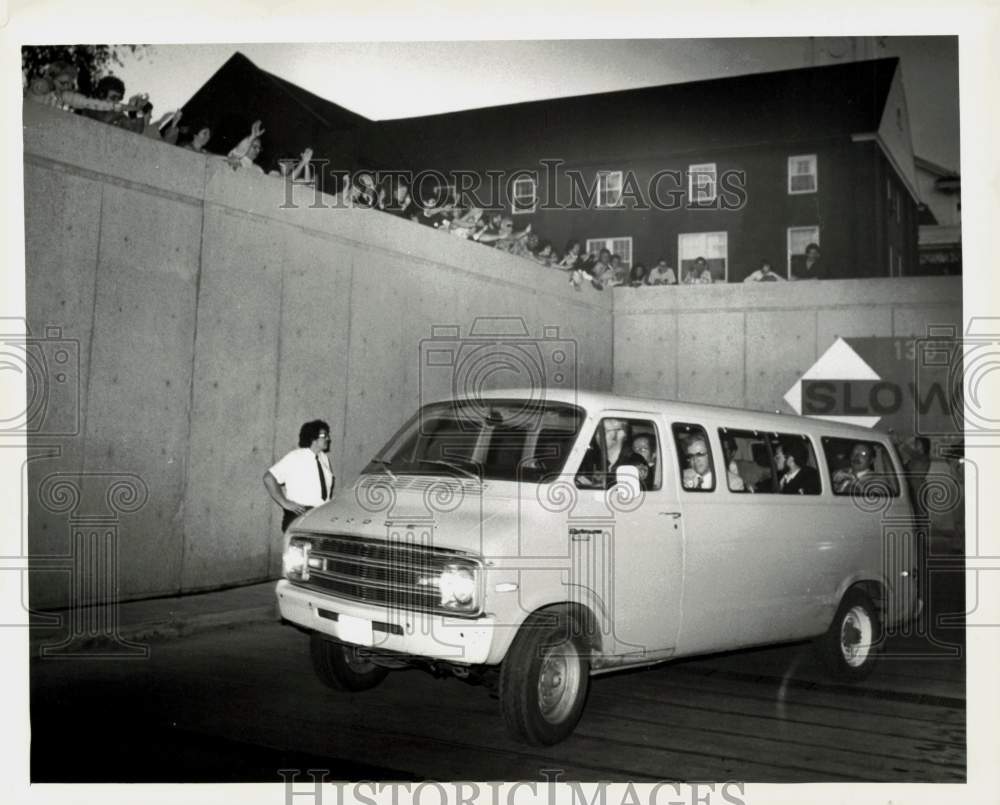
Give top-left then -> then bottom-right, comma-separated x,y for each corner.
628,263 -> 649,287
556,240 -> 583,270
179,121 -> 213,153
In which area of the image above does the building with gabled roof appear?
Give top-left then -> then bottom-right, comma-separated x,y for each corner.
184,54 -> 930,281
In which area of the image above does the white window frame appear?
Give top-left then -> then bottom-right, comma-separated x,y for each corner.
511,176 -> 537,215
787,226 -> 821,279
787,154 -> 818,195
677,231 -> 728,282
585,236 -> 633,268
596,171 -> 623,208
688,163 -> 718,204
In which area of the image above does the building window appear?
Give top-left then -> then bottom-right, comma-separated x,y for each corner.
596,171 -> 623,208
585,237 -> 633,267
788,154 -> 818,194
787,226 -> 820,279
511,176 -> 537,214
678,231 -> 727,282
895,188 -> 901,223
889,244 -> 894,276
897,251 -> 903,277
688,163 -> 717,204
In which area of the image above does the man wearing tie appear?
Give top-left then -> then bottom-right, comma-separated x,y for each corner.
264,419 -> 335,532
682,437 -> 714,490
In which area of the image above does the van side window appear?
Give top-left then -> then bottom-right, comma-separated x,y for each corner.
673,423 -> 715,492
822,437 -> 900,497
576,418 -> 661,491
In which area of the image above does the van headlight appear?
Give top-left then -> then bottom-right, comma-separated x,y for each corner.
418,563 -> 479,612
283,537 -> 312,581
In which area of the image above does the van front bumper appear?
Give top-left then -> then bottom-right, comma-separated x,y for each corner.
275,579 -> 496,665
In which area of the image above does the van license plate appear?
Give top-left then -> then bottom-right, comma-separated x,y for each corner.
338,614 -> 374,646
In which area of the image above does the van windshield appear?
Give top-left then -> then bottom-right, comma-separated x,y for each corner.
363,399 -> 585,483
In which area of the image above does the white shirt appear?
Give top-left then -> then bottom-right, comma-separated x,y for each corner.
268,448 -> 334,507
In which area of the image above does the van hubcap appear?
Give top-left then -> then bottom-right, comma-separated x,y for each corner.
840,605 -> 873,667
538,644 -> 581,724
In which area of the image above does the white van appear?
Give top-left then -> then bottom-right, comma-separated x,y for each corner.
276,390 -> 921,745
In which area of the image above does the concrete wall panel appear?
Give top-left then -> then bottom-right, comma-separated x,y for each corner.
23,164 -> 103,607
614,313 -> 678,399
182,208 -> 284,590
745,309 -> 817,413
676,312 -> 745,407
892,304 -> 963,338
817,306 -> 893,354
82,185 -> 201,600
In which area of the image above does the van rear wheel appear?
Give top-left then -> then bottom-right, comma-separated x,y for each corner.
815,589 -> 881,682
310,634 -> 389,692
499,611 -> 590,745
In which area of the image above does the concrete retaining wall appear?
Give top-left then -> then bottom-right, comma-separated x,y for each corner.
612,278 -> 962,411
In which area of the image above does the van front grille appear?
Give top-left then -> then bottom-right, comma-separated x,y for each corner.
290,533 -> 482,617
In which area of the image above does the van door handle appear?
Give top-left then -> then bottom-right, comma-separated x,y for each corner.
659,512 -> 682,519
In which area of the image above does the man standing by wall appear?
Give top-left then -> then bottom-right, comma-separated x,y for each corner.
263,419 -> 335,532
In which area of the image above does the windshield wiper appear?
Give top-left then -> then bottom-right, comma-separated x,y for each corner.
414,459 -> 481,482
369,458 -> 397,481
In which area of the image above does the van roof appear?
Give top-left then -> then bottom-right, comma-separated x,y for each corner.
446,387 -> 891,442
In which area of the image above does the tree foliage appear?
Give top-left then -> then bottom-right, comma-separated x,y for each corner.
21,45 -> 149,95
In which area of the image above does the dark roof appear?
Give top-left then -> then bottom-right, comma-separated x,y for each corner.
181,53 -> 900,175
364,57 -> 901,168
179,52 -> 369,176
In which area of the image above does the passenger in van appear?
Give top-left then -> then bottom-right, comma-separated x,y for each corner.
754,440 -> 786,492
631,434 -> 657,491
832,442 -> 879,494
778,440 -> 821,494
721,436 -> 746,491
682,437 -> 714,490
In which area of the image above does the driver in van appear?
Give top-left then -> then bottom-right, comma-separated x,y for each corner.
577,419 -> 646,488
631,434 -> 656,491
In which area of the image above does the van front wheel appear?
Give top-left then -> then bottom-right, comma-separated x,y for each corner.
815,589 -> 881,682
499,611 -> 590,745
310,634 -> 389,692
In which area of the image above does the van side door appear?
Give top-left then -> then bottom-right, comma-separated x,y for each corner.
569,411 -> 684,662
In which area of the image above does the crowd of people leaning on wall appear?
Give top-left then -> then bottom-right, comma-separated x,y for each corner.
26,63 -> 832,290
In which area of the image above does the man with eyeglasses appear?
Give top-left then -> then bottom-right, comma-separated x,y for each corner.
832,442 -> 879,494
264,419 -> 335,532
682,437 -> 714,490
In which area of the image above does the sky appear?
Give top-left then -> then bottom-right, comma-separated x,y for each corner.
112,37 -> 960,172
